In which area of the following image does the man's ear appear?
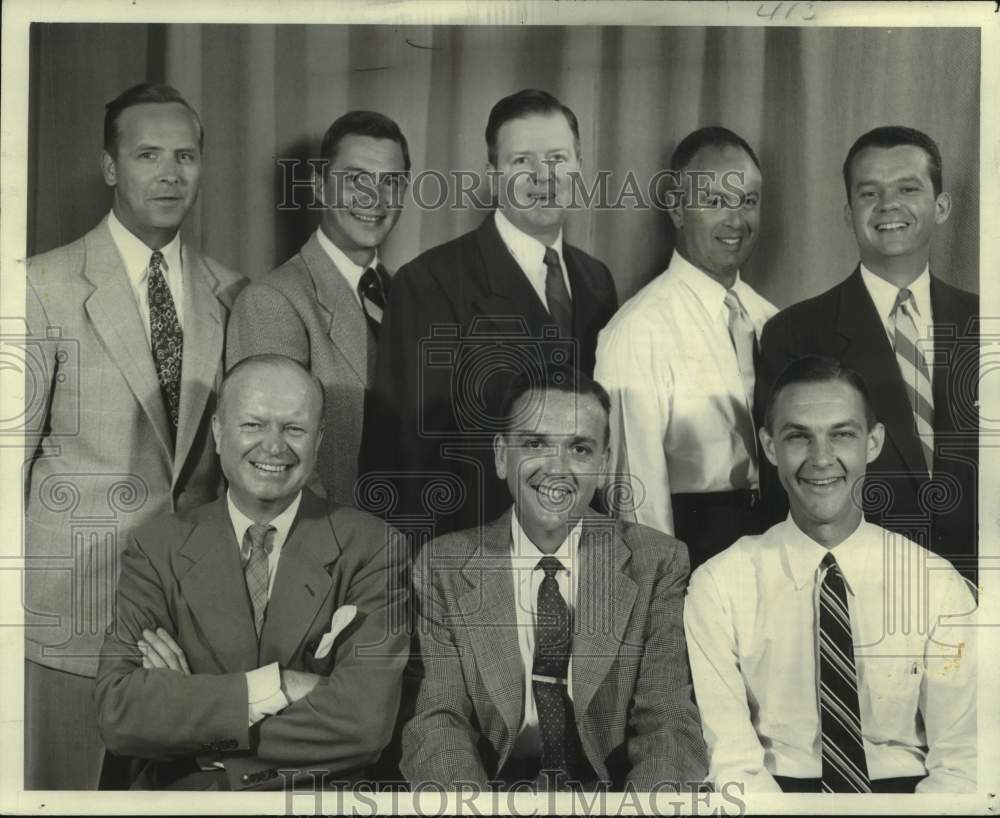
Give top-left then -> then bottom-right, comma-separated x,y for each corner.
843,202 -> 854,231
211,414 -> 222,455
759,425 -> 778,467
667,200 -> 684,230
934,191 -> 952,225
101,151 -> 117,187
866,421 -> 886,464
494,433 -> 508,480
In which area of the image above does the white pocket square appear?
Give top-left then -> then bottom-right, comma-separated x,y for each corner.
314,604 -> 357,659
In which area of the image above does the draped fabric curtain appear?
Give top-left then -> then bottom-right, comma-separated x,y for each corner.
29,24 -> 980,306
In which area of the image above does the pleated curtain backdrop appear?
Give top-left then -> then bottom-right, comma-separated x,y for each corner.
28,24 -> 980,305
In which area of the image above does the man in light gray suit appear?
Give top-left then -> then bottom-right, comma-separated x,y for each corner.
24,82 -> 244,789
227,111 -> 409,506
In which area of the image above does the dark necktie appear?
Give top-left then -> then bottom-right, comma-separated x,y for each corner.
818,552 -> 871,793
243,523 -> 275,638
891,288 -> 934,474
147,250 -> 183,439
543,247 -> 573,338
358,264 -> 389,340
532,556 -> 585,790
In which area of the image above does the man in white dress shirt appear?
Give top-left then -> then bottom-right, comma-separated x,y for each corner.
595,126 -> 776,569
684,355 -> 976,794
228,110 -> 410,506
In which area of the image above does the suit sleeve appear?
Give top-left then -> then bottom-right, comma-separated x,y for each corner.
226,282 -> 309,369
682,560 -> 782,793
23,273 -> 55,496
754,315 -> 793,526
625,539 -> 708,790
594,318 -> 675,535
95,535 -> 252,760
227,521 -> 411,789
400,556 -> 490,789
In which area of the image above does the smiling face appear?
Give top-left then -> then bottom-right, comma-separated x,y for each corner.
489,112 -> 581,246
494,388 -> 608,552
670,144 -> 761,286
760,379 -> 884,547
212,360 -> 324,522
101,101 -> 202,249
844,145 -> 950,283
317,134 -> 407,267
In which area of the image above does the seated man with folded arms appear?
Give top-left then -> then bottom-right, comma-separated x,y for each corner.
401,365 -> 706,791
684,355 -> 976,794
95,354 -> 408,790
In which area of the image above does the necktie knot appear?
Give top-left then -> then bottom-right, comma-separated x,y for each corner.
359,265 -> 386,306
537,555 -> 564,579
892,287 -> 916,318
723,287 -> 743,315
149,250 -> 165,274
543,247 -> 560,270
246,523 -> 275,558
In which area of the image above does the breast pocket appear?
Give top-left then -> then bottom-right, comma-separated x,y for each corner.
862,657 -> 922,740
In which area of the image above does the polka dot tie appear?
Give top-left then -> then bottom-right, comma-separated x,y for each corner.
531,556 -> 586,789
147,250 -> 183,440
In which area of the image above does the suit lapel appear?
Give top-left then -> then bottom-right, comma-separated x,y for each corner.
456,512 -> 524,739
259,491 -> 337,667
473,216 -> 552,329
82,219 -> 174,460
835,268 -> 927,477
301,233 -> 369,385
177,497 -> 260,671
572,516 -> 637,718
173,247 -> 225,482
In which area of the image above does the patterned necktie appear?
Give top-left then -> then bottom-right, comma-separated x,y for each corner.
358,264 -> 389,340
532,556 -> 585,790
891,288 -> 934,474
242,523 -> 275,638
543,247 -> 573,338
818,552 -> 871,793
723,288 -> 759,472
147,250 -> 183,439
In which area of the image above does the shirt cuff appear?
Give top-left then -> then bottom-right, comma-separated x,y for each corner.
247,662 -> 289,726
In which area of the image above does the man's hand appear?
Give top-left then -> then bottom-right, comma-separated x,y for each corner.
138,627 -> 191,674
280,669 -> 322,703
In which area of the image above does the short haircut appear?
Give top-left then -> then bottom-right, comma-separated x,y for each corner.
843,125 -> 943,198
485,89 -> 581,167
670,126 -> 762,176
498,364 -> 611,445
104,82 -> 203,155
764,355 -> 876,432
319,110 -> 411,172
220,353 -> 325,426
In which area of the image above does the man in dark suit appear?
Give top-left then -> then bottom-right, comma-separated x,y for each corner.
401,366 -> 706,790
361,89 -> 618,537
227,111 -> 410,506
24,82 -> 244,789
95,354 -> 408,790
756,126 -> 978,580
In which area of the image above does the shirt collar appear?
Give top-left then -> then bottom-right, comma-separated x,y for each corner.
509,507 -> 581,572
668,250 -> 746,319
315,226 -> 379,295
779,513 -> 872,593
494,209 -> 564,270
860,262 -> 931,323
226,491 -> 303,558
107,208 -> 182,287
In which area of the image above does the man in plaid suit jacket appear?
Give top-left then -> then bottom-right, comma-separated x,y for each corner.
401,366 -> 706,791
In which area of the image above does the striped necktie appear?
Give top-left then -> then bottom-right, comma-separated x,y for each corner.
242,523 -> 275,638
818,552 -> 871,793
891,288 -> 934,474
358,264 -> 389,339
543,247 -> 573,338
147,250 -> 183,439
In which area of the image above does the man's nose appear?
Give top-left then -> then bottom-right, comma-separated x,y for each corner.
158,155 -> 180,183
260,426 -> 284,454
808,436 -> 835,466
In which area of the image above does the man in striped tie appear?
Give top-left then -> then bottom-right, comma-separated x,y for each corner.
228,111 -> 410,507
685,355 -> 977,794
756,126 -> 979,583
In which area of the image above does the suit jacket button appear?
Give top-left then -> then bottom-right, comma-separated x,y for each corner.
241,774 -> 251,784
201,743 -> 213,751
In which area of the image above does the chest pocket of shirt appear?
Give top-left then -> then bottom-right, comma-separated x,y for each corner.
862,657 -> 923,740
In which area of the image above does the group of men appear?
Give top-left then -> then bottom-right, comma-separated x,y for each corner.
23,80 -> 977,794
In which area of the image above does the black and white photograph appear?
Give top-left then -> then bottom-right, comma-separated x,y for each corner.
1,0 -> 996,813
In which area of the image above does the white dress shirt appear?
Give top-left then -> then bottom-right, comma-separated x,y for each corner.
107,208 -> 184,340
860,263 -> 934,370
226,491 -> 303,725
508,509 -> 582,759
315,226 -> 380,309
594,252 -> 777,535
494,209 -> 573,311
683,516 -> 977,793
